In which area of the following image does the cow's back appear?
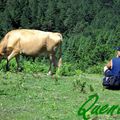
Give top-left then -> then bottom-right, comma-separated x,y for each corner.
6,29 -> 49,56
19,29 -> 49,55
5,29 -> 62,56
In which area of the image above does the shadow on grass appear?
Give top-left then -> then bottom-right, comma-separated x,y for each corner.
104,86 -> 120,90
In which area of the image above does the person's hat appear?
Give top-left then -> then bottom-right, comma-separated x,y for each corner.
114,47 -> 120,51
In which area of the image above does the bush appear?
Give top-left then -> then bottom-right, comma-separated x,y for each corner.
23,61 -> 48,73
0,58 -> 49,73
56,62 -> 77,76
85,63 -> 105,74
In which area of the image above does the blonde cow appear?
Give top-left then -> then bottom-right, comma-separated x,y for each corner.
0,29 -> 62,75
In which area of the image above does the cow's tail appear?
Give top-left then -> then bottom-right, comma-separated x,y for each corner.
58,34 -> 63,68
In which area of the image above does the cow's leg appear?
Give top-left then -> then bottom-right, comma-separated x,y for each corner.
6,49 -> 19,71
15,55 -> 23,72
32,57 -> 35,62
48,53 -> 57,75
50,52 -> 57,75
52,53 -> 57,68
6,59 -> 10,71
7,50 -> 18,61
5,47 -> 13,71
47,54 -> 52,75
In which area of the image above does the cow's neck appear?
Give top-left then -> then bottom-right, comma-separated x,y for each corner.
0,44 -> 3,54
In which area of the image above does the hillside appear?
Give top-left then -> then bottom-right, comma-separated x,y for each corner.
0,72 -> 120,120
0,0 -> 120,72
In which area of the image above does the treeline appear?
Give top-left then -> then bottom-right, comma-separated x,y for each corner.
0,0 -> 120,72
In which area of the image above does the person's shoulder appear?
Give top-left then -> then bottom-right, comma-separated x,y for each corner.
112,57 -> 120,62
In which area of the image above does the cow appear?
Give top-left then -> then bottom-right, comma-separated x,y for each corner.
0,29 -> 62,75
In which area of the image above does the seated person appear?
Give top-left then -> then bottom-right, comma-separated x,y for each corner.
103,47 -> 120,87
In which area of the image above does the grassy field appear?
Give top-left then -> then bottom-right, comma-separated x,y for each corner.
0,72 -> 120,120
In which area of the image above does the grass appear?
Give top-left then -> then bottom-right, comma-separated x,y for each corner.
0,72 -> 120,120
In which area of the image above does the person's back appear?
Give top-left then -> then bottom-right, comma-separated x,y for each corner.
110,57 -> 120,76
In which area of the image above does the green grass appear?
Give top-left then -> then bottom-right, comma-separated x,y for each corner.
0,72 -> 120,120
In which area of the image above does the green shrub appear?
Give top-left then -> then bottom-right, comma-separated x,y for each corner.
0,58 -> 49,73
85,63 -> 104,74
56,62 -> 77,76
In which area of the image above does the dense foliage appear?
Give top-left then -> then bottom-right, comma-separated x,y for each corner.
0,0 -> 120,73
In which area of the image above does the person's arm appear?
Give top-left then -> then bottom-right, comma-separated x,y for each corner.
104,60 -> 112,72
106,60 -> 112,69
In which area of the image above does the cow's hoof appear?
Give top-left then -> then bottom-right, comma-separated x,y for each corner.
6,66 -> 10,71
17,67 -> 23,72
47,71 -> 52,76
6,68 -> 10,71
